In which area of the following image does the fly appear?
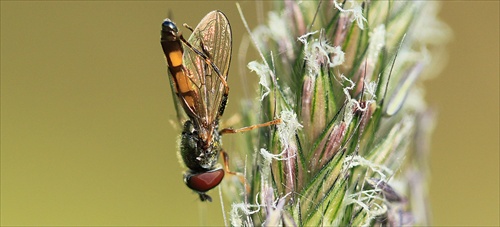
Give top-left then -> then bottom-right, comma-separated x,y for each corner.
160,10 -> 281,202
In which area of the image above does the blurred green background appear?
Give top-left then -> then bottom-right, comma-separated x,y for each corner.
1,1 -> 498,226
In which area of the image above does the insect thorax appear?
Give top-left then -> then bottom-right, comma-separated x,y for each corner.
180,120 -> 222,172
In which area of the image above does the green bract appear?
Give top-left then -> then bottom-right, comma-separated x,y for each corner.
225,1 -> 450,226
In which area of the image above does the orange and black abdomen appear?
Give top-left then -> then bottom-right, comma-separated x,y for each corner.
161,19 -> 197,118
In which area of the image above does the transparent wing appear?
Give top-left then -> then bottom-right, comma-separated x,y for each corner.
183,10 -> 232,127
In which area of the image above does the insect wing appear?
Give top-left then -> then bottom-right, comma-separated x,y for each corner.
183,10 -> 232,126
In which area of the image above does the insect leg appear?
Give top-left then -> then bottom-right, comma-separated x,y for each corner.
221,150 -> 249,193
219,119 -> 282,135
182,23 -> 194,32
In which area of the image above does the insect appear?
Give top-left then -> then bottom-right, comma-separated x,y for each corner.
160,10 -> 281,202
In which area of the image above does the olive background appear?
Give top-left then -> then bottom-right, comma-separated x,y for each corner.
1,1 -> 498,226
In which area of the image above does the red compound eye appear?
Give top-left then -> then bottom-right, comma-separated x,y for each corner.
184,169 -> 224,192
